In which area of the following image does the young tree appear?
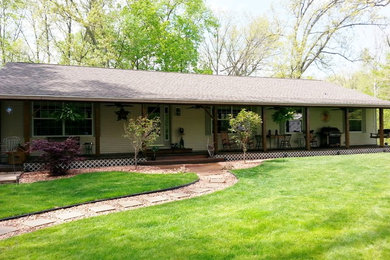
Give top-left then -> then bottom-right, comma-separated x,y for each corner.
229,109 -> 262,162
123,116 -> 160,169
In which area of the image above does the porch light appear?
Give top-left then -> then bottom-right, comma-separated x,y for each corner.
5,106 -> 13,115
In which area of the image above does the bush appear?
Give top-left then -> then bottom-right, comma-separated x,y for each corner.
29,138 -> 81,176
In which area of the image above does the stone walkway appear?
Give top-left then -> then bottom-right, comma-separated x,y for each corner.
0,161 -> 262,240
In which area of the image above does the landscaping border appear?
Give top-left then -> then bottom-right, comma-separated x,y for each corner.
0,178 -> 199,222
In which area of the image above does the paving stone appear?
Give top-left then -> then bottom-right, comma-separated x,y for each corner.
90,205 -> 116,213
190,188 -> 211,193
170,192 -> 190,199
118,200 -> 143,208
145,196 -> 169,203
0,226 -> 19,235
24,218 -> 55,228
205,183 -> 222,188
209,176 -> 225,183
56,211 -> 84,220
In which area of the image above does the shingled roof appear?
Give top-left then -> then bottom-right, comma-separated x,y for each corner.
1,62 -> 389,108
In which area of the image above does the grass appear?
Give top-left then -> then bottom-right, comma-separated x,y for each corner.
0,171 -> 198,219
1,154 -> 389,259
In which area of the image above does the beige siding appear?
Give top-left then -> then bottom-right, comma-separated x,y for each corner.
350,108 -> 377,145
100,104 -> 142,154
1,101 -> 24,142
171,105 -> 210,151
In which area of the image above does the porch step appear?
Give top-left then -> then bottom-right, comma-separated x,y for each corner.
141,157 -> 224,166
0,172 -> 22,184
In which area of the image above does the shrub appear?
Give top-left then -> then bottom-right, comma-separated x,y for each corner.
29,138 -> 81,176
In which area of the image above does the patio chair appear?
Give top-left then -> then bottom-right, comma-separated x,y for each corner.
206,137 -> 215,157
279,134 -> 292,149
3,136 -> 21,153
255,135 -> 262,150
309,130 -> 318,147
2,136 -> 22,170
221,132 -> 235,150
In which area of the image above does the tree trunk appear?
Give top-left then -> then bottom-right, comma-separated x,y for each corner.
134,148 -> 138,169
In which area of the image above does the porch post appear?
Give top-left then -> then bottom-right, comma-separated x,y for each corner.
212,105 -> 218,153
305,107 -> 311,150
94,103 -> 101,155
261,107 -> 267,152
379,108 -> 384,147
344,108 -> 350,149
23,101 -> 32,145
141,104 -> 146,117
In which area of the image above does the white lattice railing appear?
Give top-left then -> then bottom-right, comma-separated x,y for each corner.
214,147 -> 390,161
24,157 -> 147,172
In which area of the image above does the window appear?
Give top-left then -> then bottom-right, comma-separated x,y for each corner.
286,109 -> 303,133
217,106 -> 254,133
33,101 -> 93,136
349,108 -> 362,132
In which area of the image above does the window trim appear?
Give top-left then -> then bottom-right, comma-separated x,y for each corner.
31,102 -> 94,137
348,108 -> 363,133
216,106 -> 256,133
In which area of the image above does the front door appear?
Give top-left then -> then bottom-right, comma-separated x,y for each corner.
147,105 -> 170,148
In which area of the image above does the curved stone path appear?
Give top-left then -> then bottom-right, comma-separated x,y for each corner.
0,161 -> 262,240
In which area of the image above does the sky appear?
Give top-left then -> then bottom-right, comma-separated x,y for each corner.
206,0 -> 390,79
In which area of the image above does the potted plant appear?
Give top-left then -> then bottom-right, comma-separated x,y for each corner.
151,146 -> 159,161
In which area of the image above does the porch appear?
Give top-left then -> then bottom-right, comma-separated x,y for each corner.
0,100 -> 389,171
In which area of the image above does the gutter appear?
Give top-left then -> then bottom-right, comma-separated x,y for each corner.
1,95 -> 390,109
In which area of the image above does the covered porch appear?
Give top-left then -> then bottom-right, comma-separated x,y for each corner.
0,99 -> 389,170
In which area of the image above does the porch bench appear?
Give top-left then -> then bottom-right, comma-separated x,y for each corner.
370,129 -> 390,138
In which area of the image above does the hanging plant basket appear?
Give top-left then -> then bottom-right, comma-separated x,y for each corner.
52,104 -> 84,121
272,107 -> 296,123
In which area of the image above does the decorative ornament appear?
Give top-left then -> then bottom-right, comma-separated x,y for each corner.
322,111 -> 330,122
116,108 -> 129,121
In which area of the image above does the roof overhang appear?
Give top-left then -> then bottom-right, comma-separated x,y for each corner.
1,94 -> 390,108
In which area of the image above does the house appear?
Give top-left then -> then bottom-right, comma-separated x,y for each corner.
0,62 -> 389,167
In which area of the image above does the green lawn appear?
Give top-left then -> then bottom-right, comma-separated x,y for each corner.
1,154 -> 389,259
0,171 -> 198,219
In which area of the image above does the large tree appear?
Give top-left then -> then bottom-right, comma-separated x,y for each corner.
201,15 -> 279,76
51,0 -> 117,67
116,0 -> 215,72
275,0 -> 390,79
0,0 -> 27,66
